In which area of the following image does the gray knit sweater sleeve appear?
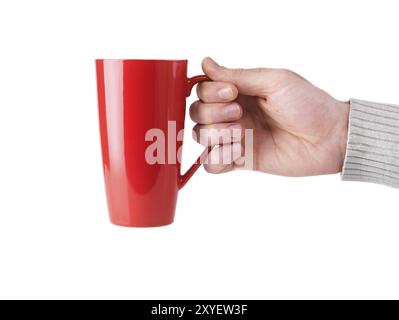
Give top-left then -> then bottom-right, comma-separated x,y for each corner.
341,98 -> 399,188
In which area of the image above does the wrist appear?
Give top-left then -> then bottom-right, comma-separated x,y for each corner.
337,101 -> 350,170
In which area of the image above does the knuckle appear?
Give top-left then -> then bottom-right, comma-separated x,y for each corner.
233,68 -> 245,78
270,68 -> 300,90
199,104 -> 211,123
204,164 -> 220,174
193,124 -> 211,145
192,124 -> 201,138
189,100 -> 200,120
276,68 -> 295,79
198,103 -> 215,124
203,164 -> 214,173
204,163 -> 228,174
196,82 -> 211,100
252,67 -> 265,74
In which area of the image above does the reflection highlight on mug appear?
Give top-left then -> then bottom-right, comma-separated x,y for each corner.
145,121 -> 254,169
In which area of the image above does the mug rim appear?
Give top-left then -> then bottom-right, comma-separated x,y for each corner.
95,59 -> 188,62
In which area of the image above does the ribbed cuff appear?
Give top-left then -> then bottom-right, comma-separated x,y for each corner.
342,98 -> 399,189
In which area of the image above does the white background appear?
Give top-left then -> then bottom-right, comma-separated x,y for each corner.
0,0 -> 398,299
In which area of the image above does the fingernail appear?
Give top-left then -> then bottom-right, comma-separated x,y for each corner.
224,103 -> 241,119
218,87 -> 233,99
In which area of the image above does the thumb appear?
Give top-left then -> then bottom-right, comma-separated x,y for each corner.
202,57 -> 274,97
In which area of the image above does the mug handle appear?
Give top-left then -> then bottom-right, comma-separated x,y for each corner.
178,75 -> 213,189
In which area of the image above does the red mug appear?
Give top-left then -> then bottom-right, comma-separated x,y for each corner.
96,59 -> 210,227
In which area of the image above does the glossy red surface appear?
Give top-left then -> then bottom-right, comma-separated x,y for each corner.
96,59 -> 209,227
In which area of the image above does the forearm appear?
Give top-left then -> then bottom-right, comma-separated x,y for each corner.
341,98 -> 399,188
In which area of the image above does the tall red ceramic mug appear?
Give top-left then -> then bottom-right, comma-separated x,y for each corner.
96,59 -> 210,227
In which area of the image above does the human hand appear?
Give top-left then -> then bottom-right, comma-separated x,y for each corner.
190,57 -> 349,176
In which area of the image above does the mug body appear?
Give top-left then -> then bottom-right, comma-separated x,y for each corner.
96,59 -> 188,227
